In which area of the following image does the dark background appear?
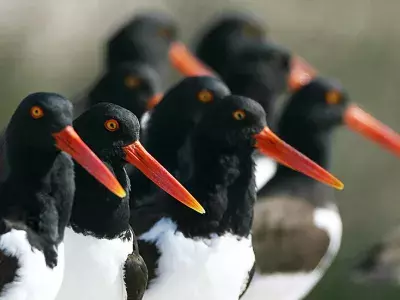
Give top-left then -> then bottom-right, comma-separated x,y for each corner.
1,0 -> 400,298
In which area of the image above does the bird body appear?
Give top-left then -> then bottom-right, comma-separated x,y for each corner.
56,227 -> 133,300
139,218 -> 254,300
0,229 -> 65,300
244,204 -> 341,300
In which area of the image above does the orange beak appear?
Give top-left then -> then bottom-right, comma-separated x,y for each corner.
146,93 -> 164,110
53,126 -> 126,198
344,105 -> 400,157
168,41 -> 216,77
254,127 -> 344,190
288,55 -> 317,92
123,141 -> 205,214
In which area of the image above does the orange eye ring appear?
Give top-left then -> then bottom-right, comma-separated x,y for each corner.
233,109 -> 246,120
104,119 -> 120,132
30,106 -> 44,119
326,90 -> 341,105
158,27 -> 172,39
197,90 -> 213,103
125,76 -> 141,89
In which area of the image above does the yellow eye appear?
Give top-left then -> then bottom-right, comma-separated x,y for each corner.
197,90 -> 213,103
326,90 -> 341,105
30,106 -> 44,119
125,76 -> 141,89
233,109 -> 246,121
104,119 -> 120,132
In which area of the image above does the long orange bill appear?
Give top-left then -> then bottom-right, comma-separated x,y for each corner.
123,141 -> 205,214
344,105 -> 400,157
53,126 -> 126,198
254,127 -> 344,190
288,55 -> 317,92
146,93 -> 164,110
168,41 -> 216,77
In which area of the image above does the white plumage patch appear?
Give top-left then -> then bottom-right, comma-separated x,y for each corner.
254,156 -> 277,192
140,111 -> 151,131
0,229 -> 64,300
55,227 -> 133,300
139,218 -> 255,300
243,208 -> 342,300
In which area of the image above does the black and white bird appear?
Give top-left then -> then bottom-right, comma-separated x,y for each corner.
0,93 -> 124,300
129,76 -> 231,205
55,103 -> 203,300
131,95 -> 342,300
221,41 -> 292,191
245,77 -> 400,300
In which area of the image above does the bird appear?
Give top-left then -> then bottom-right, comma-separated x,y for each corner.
106,11 -> 214,83
0,93 -> 124,300
129,76 -> 231,205
193,11 -> 315,93
106,12 -> 178,79
221,41 -> 293,191
244,77 -> 400,300
131,95 -> 343,300
55,103 -> 204,300
194,12 -> 267,77
72,62 -> 163,125
193,15 -> 316,192
352,226 -> 400,284
221,41 -> 291,125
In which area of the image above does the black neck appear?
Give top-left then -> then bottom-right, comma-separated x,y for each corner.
70,159 -> 131,239
166,138 -> 255,238
8,147 -> 58,182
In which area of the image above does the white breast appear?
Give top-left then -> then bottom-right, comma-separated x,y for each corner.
254,156 -> 277,192
242,208 -> 342,300
0,229 -> 64,300
139,218 -> 255,300
55,227 -> 133,300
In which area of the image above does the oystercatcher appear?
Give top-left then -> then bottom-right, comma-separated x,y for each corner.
131,95 -> 342,300
221,41 -> 292,191
129,76 -> 231,205
55,103 -> 203,300
245,77 -> 400,300
0,93 -> 124,300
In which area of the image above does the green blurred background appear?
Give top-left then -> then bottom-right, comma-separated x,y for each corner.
1,0 -> 400,298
